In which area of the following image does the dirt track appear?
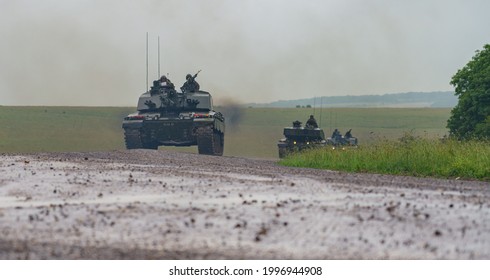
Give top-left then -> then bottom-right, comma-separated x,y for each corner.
0,150 -> 488,259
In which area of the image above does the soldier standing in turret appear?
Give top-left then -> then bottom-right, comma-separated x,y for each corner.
181,72 -> 200,93
345,129 -> 352,138
159,75 -> 174,89
305,115 -> 318,129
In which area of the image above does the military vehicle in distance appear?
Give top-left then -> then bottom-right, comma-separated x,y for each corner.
122,76 -> 225,156
277,119 -> 359,157
277,120 -> 327,158
326,128 -> 358,148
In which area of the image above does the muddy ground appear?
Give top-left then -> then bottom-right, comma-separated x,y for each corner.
0,150 -> 488,259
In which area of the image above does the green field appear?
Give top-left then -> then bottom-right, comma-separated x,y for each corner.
280,138 -> 490,181
0,106 -> 132,153
0,106 -> 451,158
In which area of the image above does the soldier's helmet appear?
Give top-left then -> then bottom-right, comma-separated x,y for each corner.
160,75 -> 167,81
310,115 -> 314,118
186,74 -> 192,80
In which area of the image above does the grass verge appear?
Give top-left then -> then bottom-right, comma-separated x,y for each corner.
279,138 -> 490,181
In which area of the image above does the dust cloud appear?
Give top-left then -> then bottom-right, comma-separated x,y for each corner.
1,0 -> 489,106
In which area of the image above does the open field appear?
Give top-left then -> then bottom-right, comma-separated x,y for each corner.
0,106 -> 451,158
0,106 -> 130,153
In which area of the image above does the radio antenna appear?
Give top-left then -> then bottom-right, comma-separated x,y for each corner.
313,96 -> 316,116
330,110 -> 332,132
319,96 -> 323,127
335,112 -> 338,128
158,36 -> 161,78
146,32 -> 149,93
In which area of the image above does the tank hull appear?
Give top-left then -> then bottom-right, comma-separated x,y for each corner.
123,116 -> 224,155
123,115 -> 224,155
277,127 -> 327,158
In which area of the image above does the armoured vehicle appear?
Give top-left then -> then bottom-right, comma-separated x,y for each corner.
277,120 -> 327,158
122,76 -> 225,156
277,119 -> 359,157
326,129 -> 358,147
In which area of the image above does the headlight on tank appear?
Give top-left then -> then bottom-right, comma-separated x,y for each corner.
194,113 -> 210,118
293,141 -> 297,145
125,115 -> 145,120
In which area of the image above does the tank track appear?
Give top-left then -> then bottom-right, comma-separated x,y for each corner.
123,128 -> 158,150
278,146 -> 287,158
196,126 -> 224,156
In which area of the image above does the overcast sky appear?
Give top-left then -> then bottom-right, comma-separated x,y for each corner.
1,0 -> 489,106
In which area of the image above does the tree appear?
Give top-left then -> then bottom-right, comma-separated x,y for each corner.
448,44 -> 490,139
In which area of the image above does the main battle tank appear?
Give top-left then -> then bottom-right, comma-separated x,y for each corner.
122,76 -> 225,156
277,120 -> 327,158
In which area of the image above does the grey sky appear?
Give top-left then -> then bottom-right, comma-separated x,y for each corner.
0,0 -> 489,106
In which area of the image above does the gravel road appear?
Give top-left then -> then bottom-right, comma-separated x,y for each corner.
0,150 -> 488,259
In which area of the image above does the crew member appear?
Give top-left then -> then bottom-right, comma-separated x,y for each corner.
305,115 -> 318,129
159,75 -> 174,89
181,74 -> 200,93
